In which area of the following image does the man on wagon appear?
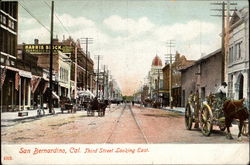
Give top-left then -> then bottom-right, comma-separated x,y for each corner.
217,82 -> 227,100
215,82 -> 228,118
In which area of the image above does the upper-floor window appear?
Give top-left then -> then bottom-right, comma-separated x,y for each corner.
228,46 -> 233,64
60,67 -> 69,83
229,41 -> 243,65
235,41 -> 242,60
2,15 -> 6,24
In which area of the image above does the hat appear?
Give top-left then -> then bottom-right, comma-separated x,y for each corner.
222,82 -> 227,86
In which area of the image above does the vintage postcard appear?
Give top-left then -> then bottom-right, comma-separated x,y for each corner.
1,0 -> 249,164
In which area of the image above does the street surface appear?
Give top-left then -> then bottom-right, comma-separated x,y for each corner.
1,104 -> 249,144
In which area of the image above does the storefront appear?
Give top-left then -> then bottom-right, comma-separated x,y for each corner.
1,66 -> 32,112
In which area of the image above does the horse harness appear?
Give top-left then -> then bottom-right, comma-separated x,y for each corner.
224,101 -> 248,118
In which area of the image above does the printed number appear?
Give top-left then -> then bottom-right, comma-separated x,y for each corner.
4,156 -> 13,160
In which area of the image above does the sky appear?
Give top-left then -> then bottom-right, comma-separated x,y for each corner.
18,0 -> 249,95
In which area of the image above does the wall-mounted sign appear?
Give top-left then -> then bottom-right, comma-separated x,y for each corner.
24,44 -> 73,54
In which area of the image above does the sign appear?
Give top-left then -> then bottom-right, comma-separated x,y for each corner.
24,45 -> 73,54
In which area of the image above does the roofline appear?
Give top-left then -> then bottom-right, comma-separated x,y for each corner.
179,48 -> 221,71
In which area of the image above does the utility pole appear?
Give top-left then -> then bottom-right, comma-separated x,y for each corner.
106,70 -> 109,100
94,55 -> 103,98
102,65 -> 106,100
74,46 -> 77,100
157,69 -> 160,102
165,40 -> 175,109
211,1 -> 237,84
81,38 -> 93,90
49,1 -> 54,114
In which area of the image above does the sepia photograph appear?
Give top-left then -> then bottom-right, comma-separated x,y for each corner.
1,0 -> 249,164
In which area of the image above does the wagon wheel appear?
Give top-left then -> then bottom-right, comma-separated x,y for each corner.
199,105 -> 213,136
185,103 -> 193,130
242,121 -> 249,136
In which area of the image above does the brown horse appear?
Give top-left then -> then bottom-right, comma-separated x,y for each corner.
89,98 -> 109,116
222,99 -> 249,139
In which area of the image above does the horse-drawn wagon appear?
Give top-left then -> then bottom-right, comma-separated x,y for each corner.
87,98 -> 109,117
185,93 -> 249,139
60,97 -> 76,113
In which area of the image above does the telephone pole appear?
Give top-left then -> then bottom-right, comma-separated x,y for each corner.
94,55 -> 103,98
165,40 -> 175,109
49,1 -> 54,114
81,38 -> 93,90
74,46 -> 78,99
211,1 -> 237,84
102,65 -> 106,100
157,69 -> 160,102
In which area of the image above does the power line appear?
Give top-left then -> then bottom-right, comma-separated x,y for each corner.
43,1 -> 71,37
19,1 -> 50,33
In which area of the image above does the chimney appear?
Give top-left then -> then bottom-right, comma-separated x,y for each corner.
53,38 -> 59,44
34,39 -> 39,45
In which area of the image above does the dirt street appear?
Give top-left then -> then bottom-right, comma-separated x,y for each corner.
1,104 -> 249,144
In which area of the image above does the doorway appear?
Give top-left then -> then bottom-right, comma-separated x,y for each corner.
238,74 -> 244,99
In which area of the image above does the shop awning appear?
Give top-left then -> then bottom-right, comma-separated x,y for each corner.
6,66 -> 19,72
5,66 -> 32,78
77,90 -> 95,98
19,70 -> 32,79
31,76 -> 41,93
52,91 -> 60,100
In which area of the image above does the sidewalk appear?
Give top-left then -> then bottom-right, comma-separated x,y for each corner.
1,108 -> 62,127
163,106 -> 185,114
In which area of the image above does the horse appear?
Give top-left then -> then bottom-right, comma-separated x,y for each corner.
222,99 -> 249,140
98,100 -> 109,116
88,98 -> 109,116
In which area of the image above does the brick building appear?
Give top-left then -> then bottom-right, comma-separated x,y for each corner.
162,52 -> 194,107
18,37 -> 95,104
1,2 -> 44,112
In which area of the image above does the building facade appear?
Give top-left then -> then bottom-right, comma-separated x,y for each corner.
227,7 -> 249,107
180,49 -> 222,107
147,55 -> 163,102
162,52 -> 195,107
1,2 -> 44,112
18,37 -> 95,102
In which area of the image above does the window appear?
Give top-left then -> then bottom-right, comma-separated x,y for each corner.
8,19 -> 11,28
228,46 -> 234,64
233,41 -> 242,61
3,16 -> 6,24
237,42 -> 242,59
11,21 -> 14,29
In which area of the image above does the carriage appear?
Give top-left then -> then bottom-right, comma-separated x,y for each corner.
185,93 -> 249,137
60,97 -> 76,114
87,99 -> 109,117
